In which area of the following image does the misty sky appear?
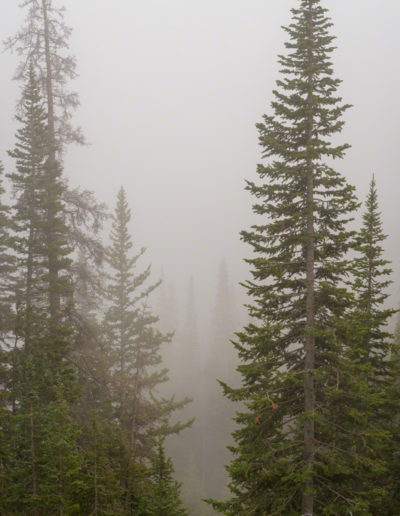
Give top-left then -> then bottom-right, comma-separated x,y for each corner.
0,0 -> 400,323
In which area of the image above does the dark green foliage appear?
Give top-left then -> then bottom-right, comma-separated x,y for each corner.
103,187 -> 189,508
1,65 -> 82,516
209,1 -> 386,514
150,440 -> 187,516
351,177 -> 394,362
343,178 -> 400,514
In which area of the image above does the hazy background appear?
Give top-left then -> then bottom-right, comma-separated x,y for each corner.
0,0 -> 399,326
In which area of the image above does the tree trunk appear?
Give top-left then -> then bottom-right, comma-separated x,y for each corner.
41,0 -> 60,322
30,403 -> 39,516
25,222 -> 35,348
302,2 -> 315,514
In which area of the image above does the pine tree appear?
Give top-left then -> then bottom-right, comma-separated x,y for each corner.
351,176 -> 394,362
5,0 -> 106,315
150,440 -> 187,516
5,0 -> 84,147
103,187 -> 188,509
3,64 -> 83,516
7,65 -> 50,347
210,1 -> 369,514
344,177 -> 399,513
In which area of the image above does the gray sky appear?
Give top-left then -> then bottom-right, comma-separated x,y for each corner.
1,0 -> 400,323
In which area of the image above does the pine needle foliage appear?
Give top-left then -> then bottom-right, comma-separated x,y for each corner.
2,65 -> 82,516
103,187 -> 189,508
351,176 -> 394,362
209,1 -> 376,514
343,178 -> 400,514
150,440 -> 187,516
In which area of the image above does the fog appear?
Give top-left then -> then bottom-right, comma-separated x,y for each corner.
1,0 -> 400,512
1,1 -> 399,320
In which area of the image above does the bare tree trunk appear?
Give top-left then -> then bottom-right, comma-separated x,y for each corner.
302,2 -> 315,514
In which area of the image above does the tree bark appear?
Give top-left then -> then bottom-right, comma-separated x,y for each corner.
30,403 -> 39,516
302,2 -> 315,514
41,0 -> 60,322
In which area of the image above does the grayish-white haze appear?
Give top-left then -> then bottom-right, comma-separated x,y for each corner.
1,0 -> 400,323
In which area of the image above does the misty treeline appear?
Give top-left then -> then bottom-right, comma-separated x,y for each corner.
0,0 -> 399,515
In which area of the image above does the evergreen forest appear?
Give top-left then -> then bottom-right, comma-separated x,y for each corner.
0,0 -> 399,515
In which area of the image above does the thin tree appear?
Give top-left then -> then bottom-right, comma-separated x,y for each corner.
5,0 -> 84,148
103,187 -> 189,509
5,0 -> 107,318
150,439 -> 187,516
345,177 -> 399,513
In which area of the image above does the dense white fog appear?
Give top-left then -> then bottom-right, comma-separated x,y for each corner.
1,1 -> 399,324
1,1 -> 399,514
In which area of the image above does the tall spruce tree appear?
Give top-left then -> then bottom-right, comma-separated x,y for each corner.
7,65 -> 51,347
3,65 -> 83,516
210,1 -> 366,514
5,0 -> 107,318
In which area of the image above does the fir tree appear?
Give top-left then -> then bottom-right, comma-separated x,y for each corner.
210,1 -> 369,514
5,0 -> 84,147
166,277 -> 202,515
5,0 -> 106,315
3,64 -> 82,516
103,187 -> 188,509
344,177 -> 399,513
7,65 -> 50,347
150,440 -> 187,516
351,176 -> 394,362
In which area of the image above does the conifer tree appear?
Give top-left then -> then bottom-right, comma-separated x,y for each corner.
150,440 -> 187,516
7,65 -> 50,346
3,64 -> 82,516
344,177 -> 399,513
5,0 -> 106,316
351,176 -> 394,362
210,1 -> 368,514
5,0 -> 84,147
103,187 -> 188,509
